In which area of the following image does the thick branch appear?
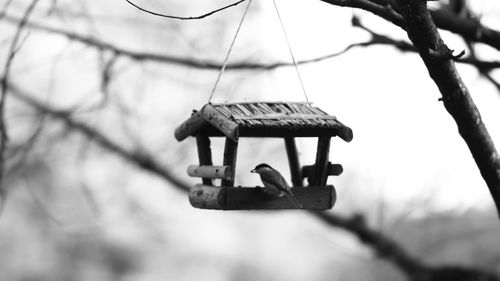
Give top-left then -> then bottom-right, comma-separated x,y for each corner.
321,0 -> 500,51
395,1 -> 500,217
431,8 -> 500,51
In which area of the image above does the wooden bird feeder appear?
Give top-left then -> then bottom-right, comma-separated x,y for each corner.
174,102 -> 353,210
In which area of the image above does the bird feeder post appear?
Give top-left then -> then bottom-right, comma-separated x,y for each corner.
313,136 -> 331,186
222,137 -> 238,187
196,135 -> 213,186
284,137 -> 303,187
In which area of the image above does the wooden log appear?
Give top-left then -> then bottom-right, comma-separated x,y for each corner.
174,111 -> 206,141
312,137 -> 331,186
188,184 -> 336,210
302,163 -> 343,180
337,122 -> 354,142
201,104 -> 239,141
187,165 -> 231,180
189,184 -> 226,210
221,137 -> 238,187
284,137 -> 303,187
196,135 -> 213,185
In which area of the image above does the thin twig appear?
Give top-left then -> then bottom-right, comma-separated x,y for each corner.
7,82 -> 190,192
0,0 -> 14,19
0,0 -> 41,211
319,0 -> 405,28
2,14 -> 499,72
125,0 -> 247,20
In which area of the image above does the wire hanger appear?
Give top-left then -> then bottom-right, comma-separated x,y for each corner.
208,0 -> 310,103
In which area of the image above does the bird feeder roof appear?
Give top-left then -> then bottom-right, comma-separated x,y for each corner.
174,102 -> 353,142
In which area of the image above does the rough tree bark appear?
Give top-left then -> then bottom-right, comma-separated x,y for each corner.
394,0 -> 500,217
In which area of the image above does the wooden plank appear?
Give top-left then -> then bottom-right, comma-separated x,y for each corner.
232,114 -> 338,120
188,184 -> 336,210
210,101 -> 312,106
221,137 -> 238,187
201,104 -> 239,141
313,137 -> 331,186
187,165 -> 231,180
284,137 -> 303,187
195,126 -> 352,140
302,163 -> 343,180
196,135 -> 213,185
174,111 -> 206,141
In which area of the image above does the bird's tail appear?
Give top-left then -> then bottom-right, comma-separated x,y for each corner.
283,190 -> 303,209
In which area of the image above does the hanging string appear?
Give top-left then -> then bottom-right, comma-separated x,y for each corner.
272,0 -> 310,103
208,0 -> 253,103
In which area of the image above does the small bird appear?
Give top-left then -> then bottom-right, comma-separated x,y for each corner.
251,163 -> 303,209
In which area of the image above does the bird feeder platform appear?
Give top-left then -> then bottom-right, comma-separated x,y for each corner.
174,102 -> 353,210
190,185 -> 336,210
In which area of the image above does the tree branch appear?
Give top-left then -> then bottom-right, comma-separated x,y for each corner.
394,1 -> 500,217
125,0 -> 247,20
3,14 -> 499,74
313,211 -> 426,276
430,8 -> 500,52
319,0 -> 404,28
322,0 -> 500,51
0,0 -> 40,207
6,82 -> 190,193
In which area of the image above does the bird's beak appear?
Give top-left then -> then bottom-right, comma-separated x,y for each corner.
250,169 -> 256,173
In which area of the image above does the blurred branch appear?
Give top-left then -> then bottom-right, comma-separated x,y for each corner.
313,211 -> 426,276
3,14 -> 500,73
6,82 -> 190,193
313,211 -> 500,281
125,0 -> 247,20
1,14 -> 372,70
0,0 -> 41,207
0,0 -> 14,18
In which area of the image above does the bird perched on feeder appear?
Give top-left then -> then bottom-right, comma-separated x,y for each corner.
251,163 -> 303,209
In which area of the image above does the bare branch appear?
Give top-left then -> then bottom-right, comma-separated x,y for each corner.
0,0 -> 41,209
430,8 -> 500,52
319,0 -> 405,28
322,0 -> 500,51
125,0 -> 247,20
393,1 -> 500,217
313,211 -> 426,276
352,16 -> 500,72
0,0 -> 14,19
6,82 -> 190,193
